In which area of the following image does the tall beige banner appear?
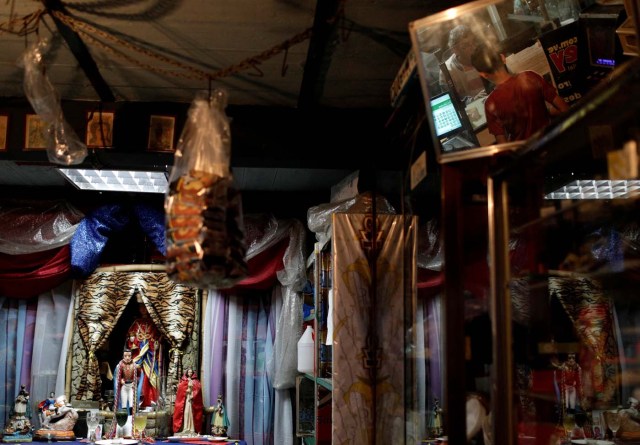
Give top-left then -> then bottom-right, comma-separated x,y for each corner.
332,212 -> 417,444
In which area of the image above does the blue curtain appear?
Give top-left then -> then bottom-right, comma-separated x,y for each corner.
204,290 -> 284,445
0,298 -> 36,426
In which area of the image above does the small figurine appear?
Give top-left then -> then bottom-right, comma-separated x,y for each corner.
126,298 -> 162,409
430,398 -> 444,437
211,394 -> 230,437
108,348 -> 140,438
173,368 -> 204,436
38,392 -> 56,425
559,353 -> 583,413
34,394 -> 79,441
3,385 -> 33,442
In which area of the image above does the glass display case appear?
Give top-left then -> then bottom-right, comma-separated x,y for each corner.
488,54 -> 640,444
403,2 -> 638,444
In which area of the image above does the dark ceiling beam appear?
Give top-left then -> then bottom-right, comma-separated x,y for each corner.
43,0 -> 115,102
297,0 -> 342,110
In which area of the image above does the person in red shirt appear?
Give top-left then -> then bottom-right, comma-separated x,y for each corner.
470,43 -> 569,143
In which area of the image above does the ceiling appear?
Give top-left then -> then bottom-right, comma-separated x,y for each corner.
0,0 -> 451,201
0,0 -> 445,107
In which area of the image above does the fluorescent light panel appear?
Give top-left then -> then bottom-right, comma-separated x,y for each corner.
59,168 -> 168,193
545,179 -> 640,200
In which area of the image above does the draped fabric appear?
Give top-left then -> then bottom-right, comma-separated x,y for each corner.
73,272 -> 198,400
56,285 -> 76,398
0,200 -> 82,299
549,277 -> 620,407
0,246 -> 71,299
70,203 -> 166,278
232,218 -> 305,292
0,200 -> 83,255
0,298 -> 37,426
203,291 -> 227,407
30,282 -> 73,429
231,239 -> 289,290
202,288 -> 292,445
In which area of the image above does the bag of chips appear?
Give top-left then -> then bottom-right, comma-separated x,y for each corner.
165,89 -> 248,288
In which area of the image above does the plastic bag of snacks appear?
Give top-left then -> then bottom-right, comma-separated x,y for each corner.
165,89 -> 248,288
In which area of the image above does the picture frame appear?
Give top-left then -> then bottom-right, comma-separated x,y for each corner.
591,410 -> 606,439
25,114 -> 48,150
0,114 -> 7,151
86,111 -> 114,148
147,115 -> 176,152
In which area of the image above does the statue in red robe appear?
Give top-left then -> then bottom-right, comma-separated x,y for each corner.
172,369 -> 204,436
126,302 -> 162,408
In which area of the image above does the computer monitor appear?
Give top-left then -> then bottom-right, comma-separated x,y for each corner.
580,4 -> 626,69
430,92 -> 463,138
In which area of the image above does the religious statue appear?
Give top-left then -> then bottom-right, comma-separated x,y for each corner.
3,385 -> 33,442
33,394 -> 78,441
559,353 -> 583,413
37,392 -> 56,425
172,369 -> 204,436
108,348 -> 140,438
126,298 -> 162,409
211,395 -> 230,438
426,398 -> 444,438
40,395 -> 79,431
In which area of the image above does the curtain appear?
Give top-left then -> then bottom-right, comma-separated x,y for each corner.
0,200 -> 83,255
0,246 -> 71,299
0,298 -> 37,426
74,272 -> 135,399
202,288 -> 293,445
136,273 -> 199,384
30,282 -> 74,429
0,200 -> 82,300
72,271 -> 198,400
549,277 -> 620,405
203,291 -> 227,407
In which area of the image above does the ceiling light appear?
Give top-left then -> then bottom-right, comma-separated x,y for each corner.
58,168 -> 168,194
545,179 -> 640,200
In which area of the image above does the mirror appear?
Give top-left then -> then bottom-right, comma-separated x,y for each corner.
408,0 -> 626,162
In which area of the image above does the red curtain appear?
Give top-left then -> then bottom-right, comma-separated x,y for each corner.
226,237 -> 289,291
0,245 -> 71,299
0,238 -> 290,299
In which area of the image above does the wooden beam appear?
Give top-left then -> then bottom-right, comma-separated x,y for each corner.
297,0 -> 341,110
43,0 -> 115,102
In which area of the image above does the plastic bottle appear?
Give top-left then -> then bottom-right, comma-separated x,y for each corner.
297,325 -> 315,374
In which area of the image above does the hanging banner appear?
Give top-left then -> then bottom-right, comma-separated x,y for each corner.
538,21 -> 584,107
332,213 -> 418,444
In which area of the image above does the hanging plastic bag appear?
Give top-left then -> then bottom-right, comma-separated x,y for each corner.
18,38 -> 87,165
165,89 -> 248,288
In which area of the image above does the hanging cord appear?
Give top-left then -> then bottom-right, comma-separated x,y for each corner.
4,2 -> 358,83
50,9 -> 312,82
0,7 -> 44,36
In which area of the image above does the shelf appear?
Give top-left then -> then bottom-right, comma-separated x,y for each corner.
302,373 -> 333,391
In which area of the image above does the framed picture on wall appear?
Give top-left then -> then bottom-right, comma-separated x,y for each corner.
147,115 -> 176,152
25,114 -> 48,150
86,111 -> 114,148
0,114 -> 7,151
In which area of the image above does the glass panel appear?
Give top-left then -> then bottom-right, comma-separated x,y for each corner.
408,0 -> 630,162
495,57 -> 640,443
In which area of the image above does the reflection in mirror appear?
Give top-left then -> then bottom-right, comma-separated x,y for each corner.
408,0 -> 628,162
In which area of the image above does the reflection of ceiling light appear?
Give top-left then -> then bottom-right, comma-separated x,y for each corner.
545,179 -> 640,200
58,168 -> 168,194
